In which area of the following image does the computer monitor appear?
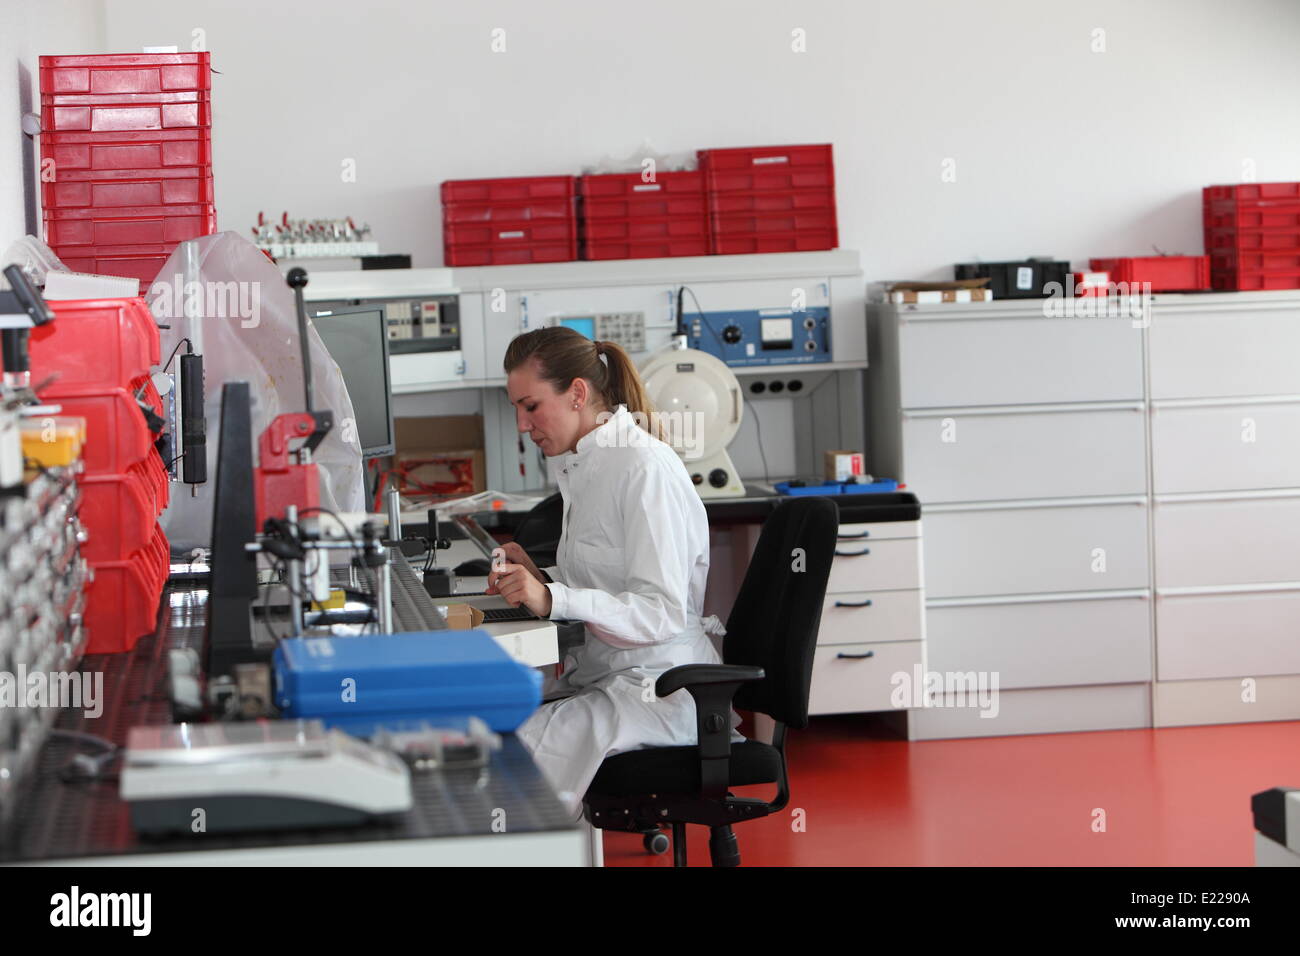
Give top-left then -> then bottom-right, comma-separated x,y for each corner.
310,304 -> 396,459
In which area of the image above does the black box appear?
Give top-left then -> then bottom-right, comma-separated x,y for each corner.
955,259 -> 1071,299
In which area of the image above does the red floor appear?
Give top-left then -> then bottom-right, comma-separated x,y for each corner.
603,716 -> 1300,866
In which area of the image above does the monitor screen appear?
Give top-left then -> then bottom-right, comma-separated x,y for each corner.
310,305 -> 395,458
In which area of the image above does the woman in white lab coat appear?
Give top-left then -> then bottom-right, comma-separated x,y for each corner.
486,327 -> 733,818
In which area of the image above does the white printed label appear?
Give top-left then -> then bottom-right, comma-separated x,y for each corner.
1016,266 -> 1034,290
632,184 -> 662,192
498,230 -> 525,239
753,156 -> 790,165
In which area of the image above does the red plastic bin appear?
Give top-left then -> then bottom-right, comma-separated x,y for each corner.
579,172 -> 704,217
40,53 -> 210,96
586,238 -> 709,260
55,251 -> 171,284
1210,270 -> 1300,291
444,239 -> 577,267
41,98 -> 211,133
83,555 -> 162,654
442,198 -> 572,224
711,209 -> 837,236
441,176 -> 576,205
443,219 -> 575,247
1203,204 -> 1300,231
1088,256 -> 1211,291
1203,182 -> 1300,204
32,297 -> 157,391
43,168 -> 214,209
712,231 -> 839,255
699,144 -> 835,192
584,217 -> 709,242
79,471 -> 158,562
1205,226 -> 1300,252
709,188 -> 836,215
37,391 -> 154,477
43,128 -> 212,171
45,202 -> 215,246
1211,250 -> 1300,272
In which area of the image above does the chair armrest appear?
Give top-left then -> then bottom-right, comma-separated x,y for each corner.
655,664 -> 764,698
656,664 -> 765,800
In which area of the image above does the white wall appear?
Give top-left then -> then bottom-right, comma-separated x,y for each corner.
95,0 -> 1300,279
1,0 -> 105,247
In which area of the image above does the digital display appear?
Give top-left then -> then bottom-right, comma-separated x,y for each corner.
312,306 -> 395,458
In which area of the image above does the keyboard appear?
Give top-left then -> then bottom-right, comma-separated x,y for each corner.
480,607 -> 541,623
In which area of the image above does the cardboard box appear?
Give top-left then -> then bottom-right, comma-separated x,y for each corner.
888,280 -> 993,304
824,450 -> 864,482
392,414 -> 487,495
442,603 -> 486,631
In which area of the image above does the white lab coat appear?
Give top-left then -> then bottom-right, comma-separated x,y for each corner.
516,404 -> 738,817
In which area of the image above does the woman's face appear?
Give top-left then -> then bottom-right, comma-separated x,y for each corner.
508,360 -> 584,457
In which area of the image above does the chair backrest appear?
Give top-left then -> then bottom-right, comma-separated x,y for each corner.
723,496 -> 838,729
515,492 -> 563,566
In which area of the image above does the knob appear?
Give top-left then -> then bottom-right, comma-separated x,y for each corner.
708,469 -> 729,488
722,325 -> 742,345
691,473 -> 704,485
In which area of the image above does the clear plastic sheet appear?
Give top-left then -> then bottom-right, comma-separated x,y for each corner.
146,231 -> 366,551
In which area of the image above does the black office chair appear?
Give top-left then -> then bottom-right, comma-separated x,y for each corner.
582,496 -> 839,867
453,492 -> 563,576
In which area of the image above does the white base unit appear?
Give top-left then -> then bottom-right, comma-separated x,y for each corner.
926,593 -> 1153,690
808,641 -> 925,716
908,683 -> 1151,741
1153,493 -> 1300,588
1155,588 -> 1300,681
924,499 -> 1149,598
1154,673 -> 1300,728
818,589 -> 925,645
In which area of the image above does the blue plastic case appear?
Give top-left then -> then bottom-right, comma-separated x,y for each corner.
273,630 -> 543,735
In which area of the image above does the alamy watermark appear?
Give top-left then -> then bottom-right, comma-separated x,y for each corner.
891,665 -> 1000,719
0,666 -> 103,718
148,273 -> 263,329
594,409 -> 705,459
1041,279 -> 1152,327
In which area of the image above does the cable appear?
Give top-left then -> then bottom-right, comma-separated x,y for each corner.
160,337 -> 194,374
681,285 -> 727,352
747,397 -> 772,485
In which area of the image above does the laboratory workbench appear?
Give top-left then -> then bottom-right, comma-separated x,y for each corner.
0,581 -> 587,867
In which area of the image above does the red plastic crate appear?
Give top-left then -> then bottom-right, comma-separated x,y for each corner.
32,297 -> 158,391
40,52 -> 210,96
79,471 -> 158,562
699,144 -> 835,192
711,209 -> 838,236
43,168 -> 213,209
579,171 -> 703,217
54,251 -> 170,284
709,187 -> 835,215
444,219 -> 575,247
585,238 -> 710,260
1088,256 -> 1211,291
441,176 -> 576,205
442,198 -> 573,224
43,128 -> 211,171
711,231 -> 839,255
1203,182 -> 1300,204
1203,203 -> 1300,231
45,202 -> 215,246
1210,270 -> 1300,291
42,99 -> 211,133
444,240 -> 577,267
1205,226 -> 1300,252
1210,250 -> 1300,272
83,554 -> 162,654
583,217 -> 709,242
35,390 -> 155,475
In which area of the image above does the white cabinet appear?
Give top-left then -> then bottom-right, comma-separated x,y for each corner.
808,641 -> 925,716
1150,400 -> 1300,494
1148,302 -> 1300,400
924,500 -> 1149,597
1155,588 -> 1300,681
1153,493 -> 1300,588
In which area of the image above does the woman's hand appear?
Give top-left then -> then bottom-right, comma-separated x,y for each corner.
492,541 -> 545,583
486,563 -> 553,618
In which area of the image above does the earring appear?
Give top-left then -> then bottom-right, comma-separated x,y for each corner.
573,402 -> 581,410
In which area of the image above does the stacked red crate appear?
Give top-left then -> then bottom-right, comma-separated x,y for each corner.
1204,183 -> 1300,291
39,53 -> 217,286
578,171 -> 709,260
29,297 -> 169,653
441,176 -> 578,266
1088,256 -> 1211,292
698,144 -> 838,255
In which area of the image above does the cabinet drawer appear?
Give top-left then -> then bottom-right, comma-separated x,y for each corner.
1154,495 -> 1300,588
826,537 -> 922,593
818,589 -> 924,645
837,519 -> 920,542
1151,401 -> 1300,494
899,315 -> 1143,408
902,406 -> 1147,503
910,683 -> 1150,739
1150,308 -> 1300,400
1156,589 -> 1300,680
924,501 -> 1148,598
808,640 -> 924,715
926,594 -> 1152,689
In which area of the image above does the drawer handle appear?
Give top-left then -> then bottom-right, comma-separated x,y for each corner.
836,651 -> 875,660
834,599 -> 873,608
837,531 -> 870,539
834,547 -> 871,557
